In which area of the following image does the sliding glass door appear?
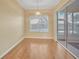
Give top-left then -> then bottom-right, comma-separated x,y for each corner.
57,11 -> 79,58
57,11 -> 66,47
67,12 -> 79,58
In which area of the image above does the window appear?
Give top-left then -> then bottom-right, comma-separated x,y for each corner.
29,15 -> 48,32
67,12 -> 73,34
57,12 -> 65,37
73,13 -> 79,34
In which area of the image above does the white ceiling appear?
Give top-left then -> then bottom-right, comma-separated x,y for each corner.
17,0 -> 60,10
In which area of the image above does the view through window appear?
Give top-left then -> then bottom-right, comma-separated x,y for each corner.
29,15 -> 48,32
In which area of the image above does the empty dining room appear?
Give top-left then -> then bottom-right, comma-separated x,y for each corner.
0,0 -> 78,59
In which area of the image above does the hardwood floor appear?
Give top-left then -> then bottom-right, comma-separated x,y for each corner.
2,38 -> 75,59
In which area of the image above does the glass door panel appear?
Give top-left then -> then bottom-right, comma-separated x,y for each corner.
67,12 -> 79,58
57,10 -> 79,59
57,11 -> 66,47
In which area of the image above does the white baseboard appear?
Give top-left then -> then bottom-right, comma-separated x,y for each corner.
0,35 -> 24,59
24,37 -> 53,39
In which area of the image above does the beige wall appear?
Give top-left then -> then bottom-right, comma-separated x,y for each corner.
0,0 -> 24,57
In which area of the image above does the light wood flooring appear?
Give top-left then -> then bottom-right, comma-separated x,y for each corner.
2,38 -> 76,59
